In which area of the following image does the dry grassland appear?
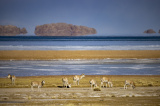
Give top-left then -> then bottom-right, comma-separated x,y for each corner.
0,75 -> 160,88
0,75 -> 160,105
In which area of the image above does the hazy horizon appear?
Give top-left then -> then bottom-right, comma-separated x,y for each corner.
0,0 -> 160,35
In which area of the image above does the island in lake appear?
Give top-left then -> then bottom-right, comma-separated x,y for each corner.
144,29 -> 156,34
34,23 -> 97,36
1,24 -> 160,36
0,25 -> 27,36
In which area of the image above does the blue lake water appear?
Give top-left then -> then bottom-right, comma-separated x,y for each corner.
0,36 -> 160,77
0,36 -> 160,50
0,59 -> 160,77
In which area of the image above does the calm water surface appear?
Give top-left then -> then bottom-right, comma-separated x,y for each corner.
0,36 -> 160,76
0,59 -> 160,77
0,36 -> 160,50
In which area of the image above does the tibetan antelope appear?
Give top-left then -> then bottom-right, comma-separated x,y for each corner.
73,74 -> 85,85
101,77 -> 113,88
62,77 -> 71,88
89,79 -> 97,89
31,80 -> 45,91
7,74 -> 16,85
124,80 -> 135,89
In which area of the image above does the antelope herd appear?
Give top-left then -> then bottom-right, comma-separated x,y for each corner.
6,74 -> 136,91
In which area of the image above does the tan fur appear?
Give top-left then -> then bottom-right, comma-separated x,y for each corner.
73,74 -> 85,85
31,80 -> 45,91
124,80 -> 135,89
7,74 -> 16,85
62,77 -> 71,88
89,79 -> 97,89
101,77 -> 113,88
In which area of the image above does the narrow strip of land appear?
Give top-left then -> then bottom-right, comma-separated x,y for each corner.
0,87 -> 160,105
0,50 -> 160,60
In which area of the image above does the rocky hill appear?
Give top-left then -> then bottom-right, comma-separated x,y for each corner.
0,25 -> 27,36
144,29 -> 156,34
35,23 -> 97,36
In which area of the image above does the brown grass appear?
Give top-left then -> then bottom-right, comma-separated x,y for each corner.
0,75 -> 159,88
0,50 -> 160,60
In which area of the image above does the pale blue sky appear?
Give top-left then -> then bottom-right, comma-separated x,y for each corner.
0,0 -> 160,35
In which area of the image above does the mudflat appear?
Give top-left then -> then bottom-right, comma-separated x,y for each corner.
0,50 -> 160,60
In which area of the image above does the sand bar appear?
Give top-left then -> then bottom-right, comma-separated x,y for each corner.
0,50 -> 160,60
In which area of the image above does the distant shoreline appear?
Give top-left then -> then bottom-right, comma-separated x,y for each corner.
0,50 -> 160,60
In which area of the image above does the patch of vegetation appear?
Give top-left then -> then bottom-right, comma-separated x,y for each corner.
110,94 -> 115,97
148,84 -> 153,87
93,87 -> 101,91
126,94 -> 129,97
132,95 -> 135,97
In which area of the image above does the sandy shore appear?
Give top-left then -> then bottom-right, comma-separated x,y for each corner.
0,50 -> 160,60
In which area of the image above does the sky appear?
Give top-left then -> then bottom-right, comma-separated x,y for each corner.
0,0 -> 160,35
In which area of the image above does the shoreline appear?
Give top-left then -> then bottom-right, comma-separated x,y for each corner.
0,50 -> 160,60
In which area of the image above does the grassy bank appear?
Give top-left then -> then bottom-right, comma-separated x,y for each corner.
0,75 -> 160,88
0,50 -> 160,60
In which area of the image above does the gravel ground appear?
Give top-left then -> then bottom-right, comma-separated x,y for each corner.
0,87 -> 160,105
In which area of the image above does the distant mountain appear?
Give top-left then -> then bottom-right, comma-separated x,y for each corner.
35,23 -> 97,36
0,25 -> 27,36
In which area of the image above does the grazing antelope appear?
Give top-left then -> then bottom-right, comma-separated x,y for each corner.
124,80 -> 135,89
7,74 -> 16,85
101,77 -> 113,88
62,77 -> 71,88
73,74 -> 85,85
89,79 -> 97,89
31,80 -> 45,91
